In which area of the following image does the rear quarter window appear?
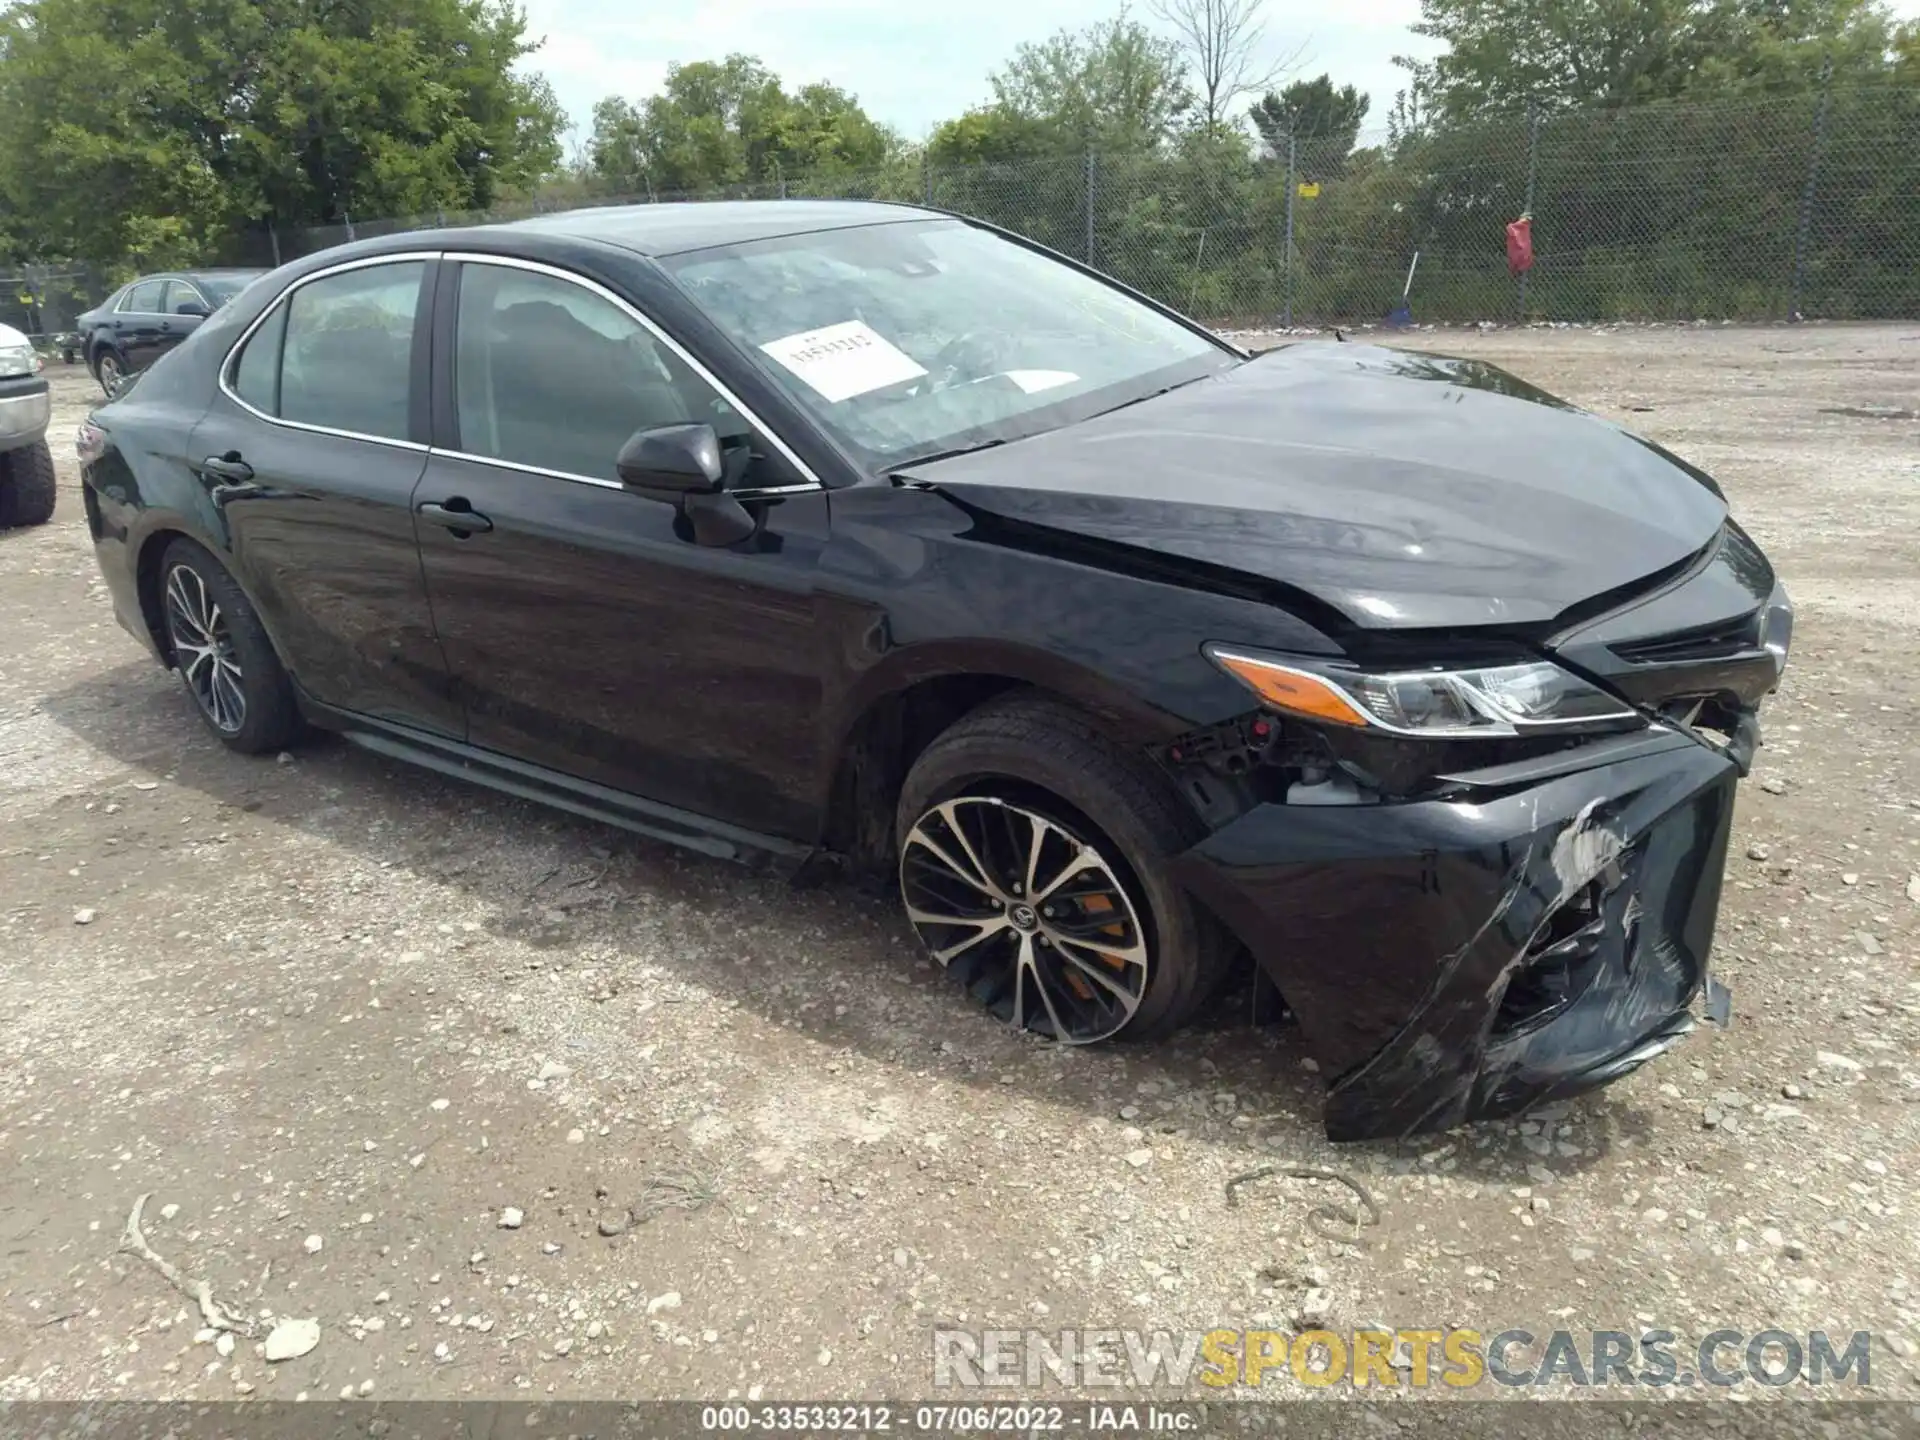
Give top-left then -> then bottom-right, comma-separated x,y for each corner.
230,303 -> 288,415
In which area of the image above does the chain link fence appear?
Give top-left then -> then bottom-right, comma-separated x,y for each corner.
0,263 -> 115,350
13,77 -> 1917,333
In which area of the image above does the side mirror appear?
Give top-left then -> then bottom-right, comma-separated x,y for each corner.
616,423 -> 723,495
616,421 -> 756,547
176,301 -> 212,319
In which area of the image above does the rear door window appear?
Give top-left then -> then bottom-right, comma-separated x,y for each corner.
121,280 -> 165,313
275,262 -> 425,442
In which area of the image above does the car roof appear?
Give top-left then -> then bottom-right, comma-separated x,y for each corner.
499,199 -> 940,257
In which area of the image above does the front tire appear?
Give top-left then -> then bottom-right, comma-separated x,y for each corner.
0,440 -> 57,527
895,695 -> 1230,1044
158,538 -> 302,753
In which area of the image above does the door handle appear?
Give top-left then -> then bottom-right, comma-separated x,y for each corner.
418,500 -> 493,534
200,454 -> 253,482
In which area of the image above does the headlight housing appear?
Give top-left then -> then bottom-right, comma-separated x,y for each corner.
0,343 -> 38,379
1206,645 -> 1642,739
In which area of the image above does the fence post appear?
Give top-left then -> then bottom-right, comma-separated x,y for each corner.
1084,150 -> 1097,266
1518,101 -> 1540,322
344,210 -> 356,242
1282,131 -> 1296,329
268,223 -> 282,268
922,153 -> 933,207
1788,55 -> 1834,322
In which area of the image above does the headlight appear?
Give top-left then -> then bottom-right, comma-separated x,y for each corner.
76,419 -> 108,465
1205,645 -> 1641,738
0,343 -> 37,379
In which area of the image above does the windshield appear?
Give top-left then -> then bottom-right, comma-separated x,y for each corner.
663,219 -> 1236,469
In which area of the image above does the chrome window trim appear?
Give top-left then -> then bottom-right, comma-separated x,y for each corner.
436,252 -> 825,495
428,446 -> 819,499
215,248 -> 829,494
217,251 -> 441,452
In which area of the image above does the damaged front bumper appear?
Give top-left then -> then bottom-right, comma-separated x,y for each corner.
1174,727 -> 1740,1141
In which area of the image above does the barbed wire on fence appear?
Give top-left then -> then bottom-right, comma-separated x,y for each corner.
9,77 -> 1917,337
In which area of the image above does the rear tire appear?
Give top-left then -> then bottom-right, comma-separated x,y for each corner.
158,537 -> 303,753
0,440 -> 57,528
896,694 -> 1230,1044
94,347 -> 124,395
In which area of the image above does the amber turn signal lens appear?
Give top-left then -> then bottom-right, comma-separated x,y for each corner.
1208,650 -> 1371,727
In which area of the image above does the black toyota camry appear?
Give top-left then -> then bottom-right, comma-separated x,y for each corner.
76,201 -> 1792,1140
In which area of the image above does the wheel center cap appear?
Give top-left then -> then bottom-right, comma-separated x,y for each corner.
1009,903 -> 1039,931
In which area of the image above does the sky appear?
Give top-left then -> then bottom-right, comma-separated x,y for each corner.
517,0 -> 1445,149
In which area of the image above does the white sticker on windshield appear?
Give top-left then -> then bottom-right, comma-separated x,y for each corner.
759,320 -> 927,404
1004,369 -> 1079,395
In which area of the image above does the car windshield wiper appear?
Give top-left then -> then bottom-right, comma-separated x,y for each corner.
887,437 -> 1008,474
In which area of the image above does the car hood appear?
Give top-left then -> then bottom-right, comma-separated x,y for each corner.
898,342 -> 1729,630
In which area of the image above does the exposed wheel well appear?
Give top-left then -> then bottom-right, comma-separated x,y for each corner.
135,530 -> 182,665
824,674 -> 1028,874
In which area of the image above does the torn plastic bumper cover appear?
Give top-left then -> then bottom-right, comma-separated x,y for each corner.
1174,729 -> 1739,1141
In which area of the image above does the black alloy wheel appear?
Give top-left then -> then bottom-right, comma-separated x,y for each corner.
901,795 -> 1150,1042
895,695 -> 1230,1045
156,537 -> 303,754
164,559 -> 247,734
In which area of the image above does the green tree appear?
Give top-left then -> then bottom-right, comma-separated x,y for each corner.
1249,75 -> 1371,158
987,10 -> 1193,152
766,82 -> 898,178
1898,18 -> 1920,72
1398,0 -> 1900,119
925,8 -> 1193,170
924,108 -> 1060,167
0,0 -> 564,269
585,55 -> 895,194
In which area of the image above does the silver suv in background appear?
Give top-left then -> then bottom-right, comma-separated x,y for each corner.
0,321 -> 54,527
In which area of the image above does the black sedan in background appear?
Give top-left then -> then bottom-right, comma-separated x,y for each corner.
74,268 -> 264,392
75,202 -> 1791,1139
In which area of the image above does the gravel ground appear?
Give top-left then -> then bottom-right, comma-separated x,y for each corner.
1,324 -> 1916,1409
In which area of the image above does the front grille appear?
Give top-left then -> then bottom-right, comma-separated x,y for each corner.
1610,612 -> 1761,665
